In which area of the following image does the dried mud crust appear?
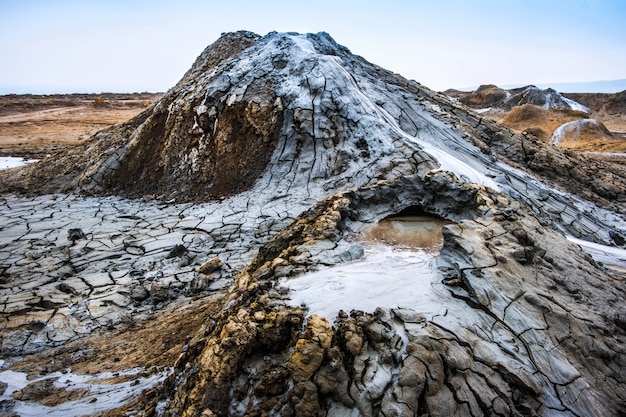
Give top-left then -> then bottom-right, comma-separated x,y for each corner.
0,31 -> 625,417
8,294 -> 224,376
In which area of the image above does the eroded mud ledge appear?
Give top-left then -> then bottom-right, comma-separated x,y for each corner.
152,172 -> 626,417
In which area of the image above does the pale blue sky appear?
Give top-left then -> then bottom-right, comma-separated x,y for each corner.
1,0 -> 625,93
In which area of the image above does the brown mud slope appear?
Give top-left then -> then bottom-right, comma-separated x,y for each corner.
0,93 -> 161,157
500,104 -> 588,141
0,32 -> 268,200
10,294 -> 223,376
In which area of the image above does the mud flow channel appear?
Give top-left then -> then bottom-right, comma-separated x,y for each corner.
281,216 -> 452,321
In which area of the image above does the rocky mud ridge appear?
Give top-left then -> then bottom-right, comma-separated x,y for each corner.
1,31 -> 626,416
446,85 -> 589,112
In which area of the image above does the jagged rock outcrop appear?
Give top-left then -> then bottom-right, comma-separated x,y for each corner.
1,31 -> 626,417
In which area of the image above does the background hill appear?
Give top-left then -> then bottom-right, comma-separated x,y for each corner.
446,85 -> 626,157
502,79 -> 626,94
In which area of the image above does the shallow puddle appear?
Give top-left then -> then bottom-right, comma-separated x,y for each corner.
0,156 -> 38,170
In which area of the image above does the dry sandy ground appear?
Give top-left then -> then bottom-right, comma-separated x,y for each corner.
0,93 -> 161,157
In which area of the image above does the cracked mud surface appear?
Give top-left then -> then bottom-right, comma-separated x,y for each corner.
1,31 -> 626,416
0,192 -> 310,355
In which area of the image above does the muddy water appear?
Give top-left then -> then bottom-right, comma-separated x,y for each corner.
360,216 -> 451,252
282,216 -> 452,321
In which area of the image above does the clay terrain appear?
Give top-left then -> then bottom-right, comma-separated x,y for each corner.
1,31 -> 626,417
0,93 -> 161,158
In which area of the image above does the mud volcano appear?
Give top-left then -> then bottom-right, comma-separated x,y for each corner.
1,31 -> 626,416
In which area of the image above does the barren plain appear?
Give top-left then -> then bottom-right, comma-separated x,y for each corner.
0,93 -> 161,158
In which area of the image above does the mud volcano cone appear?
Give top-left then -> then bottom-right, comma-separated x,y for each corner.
1,31 -> 626,417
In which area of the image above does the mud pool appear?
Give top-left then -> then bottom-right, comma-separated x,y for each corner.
361,216 -> 451,252
281,217 -> 452,321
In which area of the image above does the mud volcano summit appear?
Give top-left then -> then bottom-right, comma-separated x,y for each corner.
1,31 -> 626,416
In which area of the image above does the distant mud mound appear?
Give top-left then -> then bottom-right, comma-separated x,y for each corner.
447,85 -> 589,112
550,118 -> 625,151
501,103 -> 549,124
564,90 -> 626,115
460,84 -> 508,107
501,85 -> 588,111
